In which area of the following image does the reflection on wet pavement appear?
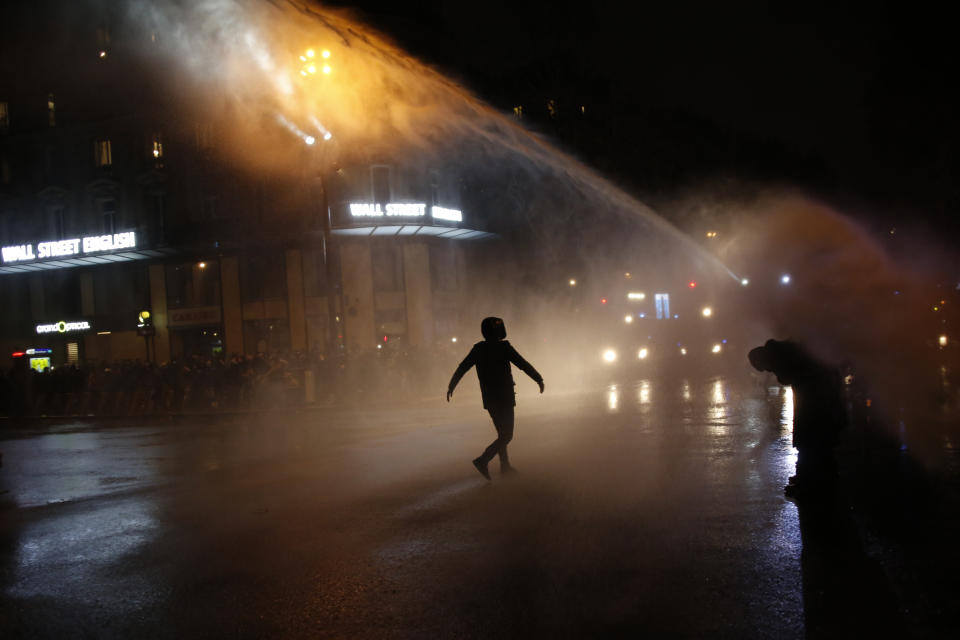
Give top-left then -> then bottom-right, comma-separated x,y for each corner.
1,375 -> 808,637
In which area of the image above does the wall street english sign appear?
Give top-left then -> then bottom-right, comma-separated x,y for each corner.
1,231 -> 136,264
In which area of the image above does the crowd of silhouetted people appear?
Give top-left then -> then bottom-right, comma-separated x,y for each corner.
0,344 -> 461,417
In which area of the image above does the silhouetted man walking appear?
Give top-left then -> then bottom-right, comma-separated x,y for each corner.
447,317 -> 544,480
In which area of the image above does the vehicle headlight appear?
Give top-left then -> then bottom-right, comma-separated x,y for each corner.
712,344 -> 722,354
638,347 -> 649,360
602,349 -> 617,363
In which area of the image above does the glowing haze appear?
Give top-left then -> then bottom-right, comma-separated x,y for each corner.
124,0 -> 737,278
123,1 -> 956,462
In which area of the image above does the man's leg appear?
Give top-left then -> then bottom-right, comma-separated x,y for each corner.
486,405 -> 515,471
473,408 -> 503,480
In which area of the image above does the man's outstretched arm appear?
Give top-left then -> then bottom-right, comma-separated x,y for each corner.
508,346 -> 544,393
447,348 -> 477,401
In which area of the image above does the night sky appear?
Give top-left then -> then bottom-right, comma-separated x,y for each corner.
329,1 -> 959,236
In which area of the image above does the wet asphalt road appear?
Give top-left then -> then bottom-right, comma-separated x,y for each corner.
0,374 -> 894,638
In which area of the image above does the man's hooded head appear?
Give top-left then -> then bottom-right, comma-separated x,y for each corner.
481,317 -> 507,341
748,345 -> 771,372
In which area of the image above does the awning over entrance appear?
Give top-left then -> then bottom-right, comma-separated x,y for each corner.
332,225 -> 494,240
0,247 -> 178,274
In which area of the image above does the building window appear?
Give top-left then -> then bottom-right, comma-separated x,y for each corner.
429,169 -> 440,206
151,132 -> 163,167
242,253 -> 286,301
165,261 -> 221,309
42,270 -> 83,317
100,198 -> 117,233
94,139 -> 112,167
43,145 -> 54,177
153,193 -> 167,241
50,205 -> 65,239
47,93 -> 55,127
93,264 -> 150,318
371,165 -> 391,204
0,102 -> 9,133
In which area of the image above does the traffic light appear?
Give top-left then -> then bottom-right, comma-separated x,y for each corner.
137,310 -> 155,337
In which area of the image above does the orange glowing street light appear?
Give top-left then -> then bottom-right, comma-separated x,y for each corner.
300,48 -> 332,76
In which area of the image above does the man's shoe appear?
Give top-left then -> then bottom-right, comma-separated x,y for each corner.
473,457 -> 491,481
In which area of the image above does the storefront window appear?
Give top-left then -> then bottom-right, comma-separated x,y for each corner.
243,319 -> 290,355
43,270 -> 82,317
170,326 -> 224,360
374,308 -> 406,336
241,252 -> 285,302
93,264 -> 149,322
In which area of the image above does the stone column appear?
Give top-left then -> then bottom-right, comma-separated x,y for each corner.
148,264 -> 171,363
80,271 -> 95,316
220,256 -> 244,356
339,240 -> 374,351
403,241 -> 433,346
285,248 -> 307,352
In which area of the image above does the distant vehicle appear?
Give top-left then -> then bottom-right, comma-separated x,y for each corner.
586,277 -> 740,381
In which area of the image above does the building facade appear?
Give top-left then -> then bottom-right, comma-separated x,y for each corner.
0,4 -> 493,370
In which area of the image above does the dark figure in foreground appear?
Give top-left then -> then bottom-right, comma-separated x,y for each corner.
749,339 -> 846,499
447,317 -> 544,480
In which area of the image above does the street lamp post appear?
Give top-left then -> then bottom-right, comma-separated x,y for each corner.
295,47 -> 343,357
316,162 -> 343,356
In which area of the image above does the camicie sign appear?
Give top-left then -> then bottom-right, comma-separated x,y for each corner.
348,203 -> 462,223
2,231 -> 136,264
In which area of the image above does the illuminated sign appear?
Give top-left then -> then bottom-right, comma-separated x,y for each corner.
2,231 -> 136,264
348,203 -> 462,223
168,306 -> 221,328
350,203 -> 425,217
36,320 -> 91,334
431,206 -> 462,222
26,348 -> 53,355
